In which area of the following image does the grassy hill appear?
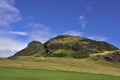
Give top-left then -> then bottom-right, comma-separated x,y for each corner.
1,55 -> 120,76
10,41 -> 44,57
44,35 -> 118,55
10,35 -> 118,59
4,35 -> 120,79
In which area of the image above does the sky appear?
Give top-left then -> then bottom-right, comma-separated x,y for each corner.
0,0 -> 120,57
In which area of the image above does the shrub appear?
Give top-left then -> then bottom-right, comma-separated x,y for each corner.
48,53 -> 67,57
71,53 -> 89,59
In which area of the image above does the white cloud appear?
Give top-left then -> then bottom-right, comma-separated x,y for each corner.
24,23 -> 51,43
0,28 -> 27,57
79,16 -> 86,28
79,16 -> 85,20
0,0 -> 21,26
0,22 -> 51,57
0,38 -> 27,51
64,30 -> 107,41
8,31 -> 28,36
64,30 -> 83,36
0,37 -> 27,57
5,0 -> 15,5
88,36 -> 107,41
0,49 -> 16,57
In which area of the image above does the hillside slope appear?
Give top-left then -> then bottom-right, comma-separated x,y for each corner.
104,50 -> 120,62
10,35 -> 118,59
0,57 -> 120,76
44,35 -> 118,57
10,41 -> 44,57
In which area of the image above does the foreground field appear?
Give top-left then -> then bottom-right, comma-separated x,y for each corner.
0,67 -> 120,80
0,57 -> 120,76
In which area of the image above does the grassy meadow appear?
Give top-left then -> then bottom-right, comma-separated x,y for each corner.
0,57 -> 120,76
0,51 -> 120,80
0,67 -> 120,80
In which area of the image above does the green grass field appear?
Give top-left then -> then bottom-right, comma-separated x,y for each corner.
0,57 -> 120,76
0,67 -> 120,80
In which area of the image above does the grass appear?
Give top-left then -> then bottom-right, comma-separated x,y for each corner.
52,49 -> 75,55
0,57 -> 120,76
50,35 -> 81,44
0,67 -> 120,80
89,51 -> 115,57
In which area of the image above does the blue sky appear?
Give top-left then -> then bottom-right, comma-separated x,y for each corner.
0,0 -> 120,57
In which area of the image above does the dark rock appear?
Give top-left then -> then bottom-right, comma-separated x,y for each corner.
104,50 -> 120,63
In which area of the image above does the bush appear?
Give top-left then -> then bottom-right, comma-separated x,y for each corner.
48,53 -> 67,57
71,53 -> 89,59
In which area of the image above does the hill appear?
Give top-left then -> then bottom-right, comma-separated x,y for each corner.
11,41 -> 44,57
10,35 -> 118,59
44,35 -> 118,58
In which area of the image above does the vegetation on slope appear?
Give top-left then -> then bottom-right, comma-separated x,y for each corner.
44,35 -> 118,58
10,35 -> 118,59
90,50 -> 120,63
0,57 -> 120,76
104,50 -> 120,62
0,67 -> 119,80
10,41 -> 44,58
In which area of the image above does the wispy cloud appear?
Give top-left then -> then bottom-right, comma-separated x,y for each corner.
0,38 -> 27,51
8,31 -> 28,36
0,29 -> 27,57
0,49 -> 16,57
0,37 -> 27,57
64,30 -> 83,36
79,1 -> 95,29
79,16 -> 86,29
85,1 -> 94,12
88,36 -> 107,41
0,22 -> 51,57
23,23 -> 51,43
0,0 -> 21,26
64,31 -> 107,41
